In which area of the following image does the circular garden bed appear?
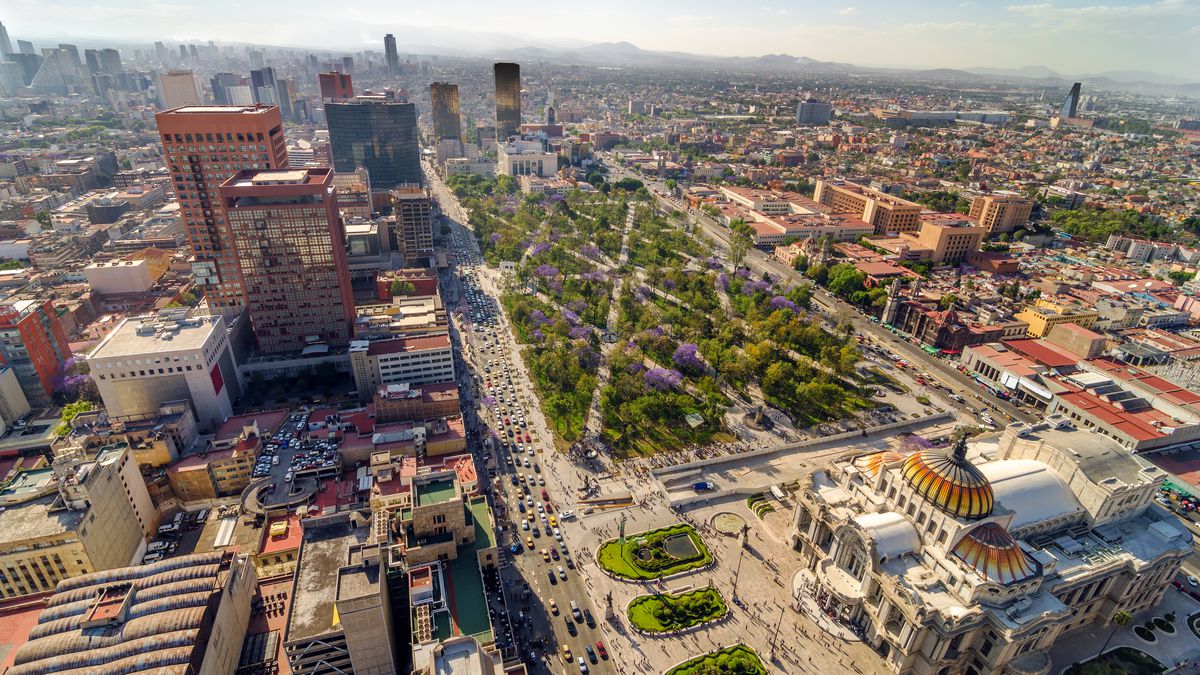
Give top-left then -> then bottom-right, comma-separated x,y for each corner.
597,523 -> 713,580
1134,625 -> 1157,642
627,586 -> 728,633
665,644 -> 766,675
1064,646 -> 1165,675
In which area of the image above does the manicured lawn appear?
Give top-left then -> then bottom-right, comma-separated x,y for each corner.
597,523 -> 712,580
627,586 -> 728,633
1064,647 -> 1165,675
665,644 -> 766,675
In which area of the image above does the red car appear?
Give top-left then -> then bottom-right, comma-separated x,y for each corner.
541,489 -> 550,502
524,434 -> 532,443
595,641 -> 608,660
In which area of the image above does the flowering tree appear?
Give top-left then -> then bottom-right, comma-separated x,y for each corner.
535,264 -> 560,279
562,309 -> 581,325
529,310 -> 550,326
643,368 -> 684,392
569,326 -> 592,340
717,273 -> 729,292
742,280 -> 771,295
530,242 -> 551,256
770,295 -> 798,312
581,244 -> 602,259
672,342 -> 706,374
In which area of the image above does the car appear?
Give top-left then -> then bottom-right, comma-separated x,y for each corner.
554,528 -> 563,542
583,609 -> 595,628
558,565 -> 567,580
577,656 -> 589,673
550,547 -> 560,560
565,556 -> 575,569
565,617 -> 577,636
522,520 -> 530,531
562,645 -> 572,660
585,644 -> 597,663
547,569 -> 557,585
541,548 -> 550,562
549,599 -> 558,615
1189,575 -> 1198,587
525,535 -> 534,548
595,641 -> 608,660
509,543 -> 521,554
542,490 -> 550,501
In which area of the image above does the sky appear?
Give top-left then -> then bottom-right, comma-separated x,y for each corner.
4,0 -> 1199,79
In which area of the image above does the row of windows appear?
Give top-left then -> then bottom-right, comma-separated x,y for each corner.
163,132 -> 266,144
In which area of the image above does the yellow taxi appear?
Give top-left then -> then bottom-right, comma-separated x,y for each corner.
525,535 -> 534,548
561,645 -> 572,660
549,515 -> 558,527
549,599 -> 559,614
541,548 -> 551,562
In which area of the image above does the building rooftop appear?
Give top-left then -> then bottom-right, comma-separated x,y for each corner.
357,333 -> 451,357
161,105 -> 275,115
7,551 -> 237,675
287,520 -> 370,643
0,495 -> 82,545
89,311 -> 222,358
417,478 -> 457,507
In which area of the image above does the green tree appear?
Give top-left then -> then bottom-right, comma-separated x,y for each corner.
390,280 -> 417,297
55,400 -> 96,436
939,293 -> 958,310
728,232 -> 752,267
34,211 -> 52,229
1098,610 -> 1133,657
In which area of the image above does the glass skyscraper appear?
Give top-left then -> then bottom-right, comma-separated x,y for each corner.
430,82 -> 462,141
494,62 -> 521,141
325,98 -> 421,189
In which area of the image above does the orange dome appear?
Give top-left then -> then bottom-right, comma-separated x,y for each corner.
901,438 -> 993,519
853,450 -> 907,476
952,522 -> 1040,585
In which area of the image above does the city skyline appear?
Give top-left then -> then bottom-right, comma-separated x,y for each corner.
2,0 -> 1198,80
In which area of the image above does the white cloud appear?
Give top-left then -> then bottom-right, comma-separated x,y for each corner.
669,14 -> 714,24
838,7 -> 857,15
1006,0 -> 1199,19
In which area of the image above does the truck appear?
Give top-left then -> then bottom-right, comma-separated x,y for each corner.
693,481 -> 715,492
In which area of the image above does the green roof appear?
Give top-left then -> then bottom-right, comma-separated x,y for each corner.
468,497 -> 496,548
416,478 -> 456,507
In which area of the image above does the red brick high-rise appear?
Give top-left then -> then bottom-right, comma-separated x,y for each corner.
154,105 -> 289,313
318,72 -> 354,101
218,168 -> 355,354
0,300 -> 72,405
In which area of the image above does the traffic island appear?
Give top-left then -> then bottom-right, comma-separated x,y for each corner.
663,644 -> 767,675
627,586 -> 728,634
597,523 -> 713,580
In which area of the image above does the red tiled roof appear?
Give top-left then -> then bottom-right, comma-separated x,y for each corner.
1001,339 -> 1081,369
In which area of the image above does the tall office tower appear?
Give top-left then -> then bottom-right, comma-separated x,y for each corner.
250,66 -> 277,104
210,72 -> 241,105
326,97 -> 421,190
430,82 -> 462,141
319,71 -> 354,101
248,49 -> 265,69
494,62 -> 521,140
391,185 -> 434,262
219,168 -> 355,353
0,62 -> 23,95
7,53 -> 40,87
546,104 -> 556,126
154,105 -> 289,312
84,49 -> 102,75
1060,82 -> 1081,119
154,41 -> 168,62
16,40 -> 33,55
0,300 -> 72,406
0,22 -> 12,55
275,78 -> 295,120
796,97 -> 832,125
57,43 -> 81,70
158,69 -> 201,108
188,44 -> 199,61
178,44 -> 188,61
29,48 -> 86,95
341,55 -> 354,75
98,48 -> 122,75
384,33 -> 399,76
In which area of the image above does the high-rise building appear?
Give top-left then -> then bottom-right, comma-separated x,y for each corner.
0,300 -> 72,406
391,184 -> 434,261
430,82 -> 462,141
250,66 -> 277,104
968,193 -> 1034,234
0,22 -> 13,55
1060,82 -> 1081,119
154,105 -> 289,311
326,97 -> 421,190
158,69 -> 201,108
796,97 -> 832,125
90,311 -> 240,430
84,47 -> 121,75
17,39 -> 34,56
219,168 -> 355,354
384,33 -> 399,76
546,104 -> 556,126
496,139 -> 557,177
318,71 -> 354,101
494,62 -> 521,140
210,71 -> 241,105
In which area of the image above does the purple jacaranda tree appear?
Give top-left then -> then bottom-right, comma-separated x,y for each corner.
581,244 -> 602,259
536,264 -> 560,279
530,242 -> 551,256
770,295 -> 798,312
562,309 -> 581,325
643,368 -> 684,391
672,343 -> 706,374
489,232 -> 502,244
717,273 -> 729,291
531,329 -> 546,342
661,278 -> 676,291
569,326 -> 592,340
529,310 -> 550,326
742,280 -> 771,295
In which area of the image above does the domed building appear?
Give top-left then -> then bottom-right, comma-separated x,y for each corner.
791,419 -> 1191,675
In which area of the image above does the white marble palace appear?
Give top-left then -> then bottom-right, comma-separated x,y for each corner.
790,416 -> 1192,675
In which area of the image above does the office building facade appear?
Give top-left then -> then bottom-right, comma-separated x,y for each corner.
154,105 -> 289,312
319,71 -> 354,101
392,184 -> 434,262
814,179 -> 923,234
384,33 -> 399,76
969,194 -> 1034,234
0,299 -> 72,406
158,69 -> 201,108
219,168 -> 355,354
493,62 -> 521,140
796,97 -> 832,125
430,82 -> 462,141
326,97 -> 421,190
